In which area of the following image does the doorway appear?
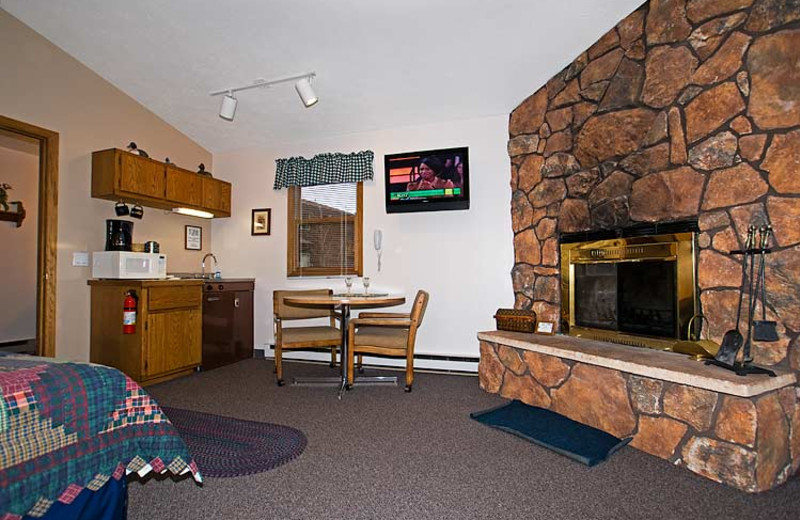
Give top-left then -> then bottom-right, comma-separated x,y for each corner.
0,115 -> 58,357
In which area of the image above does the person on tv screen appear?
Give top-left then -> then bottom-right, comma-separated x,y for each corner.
407,156 -> 455,191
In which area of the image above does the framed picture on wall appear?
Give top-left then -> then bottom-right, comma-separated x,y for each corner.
185,225 -> 202,250
251,208 -> 271,236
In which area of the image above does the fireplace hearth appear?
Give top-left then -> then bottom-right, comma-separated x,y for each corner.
560,224 -> 697,351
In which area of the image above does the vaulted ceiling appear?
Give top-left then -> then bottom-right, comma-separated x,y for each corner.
3,0 -> 643,153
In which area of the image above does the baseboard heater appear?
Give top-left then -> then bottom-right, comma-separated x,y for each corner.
258,345 -> 479,374
0,339 -> 33,347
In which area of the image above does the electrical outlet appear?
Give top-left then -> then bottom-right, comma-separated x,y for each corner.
72,252 -> 89,267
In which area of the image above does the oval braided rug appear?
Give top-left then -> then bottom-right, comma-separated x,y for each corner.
161,407 -> 307,478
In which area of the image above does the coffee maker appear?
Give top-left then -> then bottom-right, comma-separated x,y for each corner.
105,219 -> 133,251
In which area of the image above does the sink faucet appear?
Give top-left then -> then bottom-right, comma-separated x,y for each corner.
201,253 -> 218,278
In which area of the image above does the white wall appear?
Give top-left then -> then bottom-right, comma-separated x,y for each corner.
1,11 -> 212,360
213,114 -> 514,368
0,140 -> 39,342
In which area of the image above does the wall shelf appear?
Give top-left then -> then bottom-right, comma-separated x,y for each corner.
0,202 -> 25,227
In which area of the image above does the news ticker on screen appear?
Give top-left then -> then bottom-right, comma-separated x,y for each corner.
390,188 -> 462,200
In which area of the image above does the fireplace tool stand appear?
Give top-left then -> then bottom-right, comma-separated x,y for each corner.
706,225 -> 777,378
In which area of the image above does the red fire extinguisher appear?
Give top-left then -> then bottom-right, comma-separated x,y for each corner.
123,290 -> 137,334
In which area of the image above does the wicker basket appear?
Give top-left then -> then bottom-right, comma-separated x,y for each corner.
494,308 -> 537,333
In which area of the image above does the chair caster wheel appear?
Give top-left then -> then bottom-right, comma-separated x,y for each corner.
404,385 -> 412,393
346,384 -> 353,390
329,362 -> 336,368
277,379 -> 285,387
358,367 -> 365,374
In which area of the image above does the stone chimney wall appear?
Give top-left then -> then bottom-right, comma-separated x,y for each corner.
509,0 -> 800,371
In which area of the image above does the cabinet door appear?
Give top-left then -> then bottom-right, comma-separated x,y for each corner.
145,308 -> 202,377
201,291 -> 236,370
119,153 -> 165,199
202,177 -> 232,214
165,166 -> 203,206
218,181 -> 231,213
233,290 -> 254,362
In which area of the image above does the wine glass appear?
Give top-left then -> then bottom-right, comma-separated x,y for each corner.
363,277 -> 371,295
344,277 -> 353,295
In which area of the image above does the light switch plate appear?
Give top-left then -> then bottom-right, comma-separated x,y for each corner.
72,251 -> 90,267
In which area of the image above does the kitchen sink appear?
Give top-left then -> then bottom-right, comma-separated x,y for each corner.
170,272 -> 216,280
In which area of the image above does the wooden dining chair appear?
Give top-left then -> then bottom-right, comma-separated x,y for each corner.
346,290 -> 429,392
273,289 -> 341,386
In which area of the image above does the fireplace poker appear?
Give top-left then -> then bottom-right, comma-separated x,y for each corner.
742,225 -> 761,364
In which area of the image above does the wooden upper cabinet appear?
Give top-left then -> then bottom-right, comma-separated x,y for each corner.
202,177 -> 232,214
118,152 -> 165,199
165,165 -> 203,207
92,149 -> 231,218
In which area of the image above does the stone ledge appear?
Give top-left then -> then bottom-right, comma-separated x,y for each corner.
477,331 -> 796,397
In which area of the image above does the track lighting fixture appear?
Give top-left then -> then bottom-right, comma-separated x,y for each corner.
295,77 -> 318,107
210,73 -> 318,122
219,92 -> 237,121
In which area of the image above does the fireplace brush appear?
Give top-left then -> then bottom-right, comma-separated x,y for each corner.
753,225 -> 778,342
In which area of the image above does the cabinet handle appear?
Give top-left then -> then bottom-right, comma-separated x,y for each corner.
207,297 -> 220,302
234,297 -> 240,308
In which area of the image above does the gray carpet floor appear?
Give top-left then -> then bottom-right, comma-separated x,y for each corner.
128,359 -> 800,520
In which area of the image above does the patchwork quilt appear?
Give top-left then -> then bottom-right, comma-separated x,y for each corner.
0,353 -> 201,519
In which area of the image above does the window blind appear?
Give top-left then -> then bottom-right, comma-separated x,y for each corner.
290,183 -> 359,276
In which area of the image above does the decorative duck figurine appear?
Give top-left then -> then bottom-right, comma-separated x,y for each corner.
126,142 -> 149,158
197,163 -> 213,177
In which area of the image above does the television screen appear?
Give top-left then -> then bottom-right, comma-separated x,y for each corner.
384,147 -> 469,213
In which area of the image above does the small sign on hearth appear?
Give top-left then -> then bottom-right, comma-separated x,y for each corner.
536,321 -> 555,335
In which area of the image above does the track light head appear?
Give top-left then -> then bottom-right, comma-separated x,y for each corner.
219,92 -> 237,121
295,77 -> 319,108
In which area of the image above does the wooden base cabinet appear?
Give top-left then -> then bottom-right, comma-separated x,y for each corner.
89,279 -> 203,385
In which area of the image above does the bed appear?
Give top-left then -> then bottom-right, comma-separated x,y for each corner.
0,352 -> 201,519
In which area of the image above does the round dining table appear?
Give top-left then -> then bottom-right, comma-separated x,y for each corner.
283,293 -> 406,398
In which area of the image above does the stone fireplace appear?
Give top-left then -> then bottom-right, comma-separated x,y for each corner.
479,0 -> 800,493
506,0 -> 800,372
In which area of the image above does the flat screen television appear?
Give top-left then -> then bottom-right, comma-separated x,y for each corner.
384,146 -> 469,213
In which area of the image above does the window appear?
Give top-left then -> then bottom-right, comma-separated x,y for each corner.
287,182 -> 363,277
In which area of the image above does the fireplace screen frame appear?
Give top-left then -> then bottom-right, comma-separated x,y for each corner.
559,232 -> 697,350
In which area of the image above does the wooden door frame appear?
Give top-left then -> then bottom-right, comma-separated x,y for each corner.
0,115 -> 58,357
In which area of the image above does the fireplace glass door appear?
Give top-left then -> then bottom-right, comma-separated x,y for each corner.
560,230 -> 696,351
573,260 -> 677,338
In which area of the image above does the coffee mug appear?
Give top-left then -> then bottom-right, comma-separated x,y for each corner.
130,204 -> 144,219
114,201 -> 129,216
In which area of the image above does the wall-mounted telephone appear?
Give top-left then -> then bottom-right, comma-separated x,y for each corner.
374,229 -> 383,271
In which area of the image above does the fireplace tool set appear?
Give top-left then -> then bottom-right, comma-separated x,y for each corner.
707,225 -> 777,377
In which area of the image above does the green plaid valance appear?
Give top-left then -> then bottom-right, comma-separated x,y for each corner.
273,150 -> 374,189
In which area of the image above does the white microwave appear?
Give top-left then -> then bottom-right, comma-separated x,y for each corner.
92,251 -> 167,279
